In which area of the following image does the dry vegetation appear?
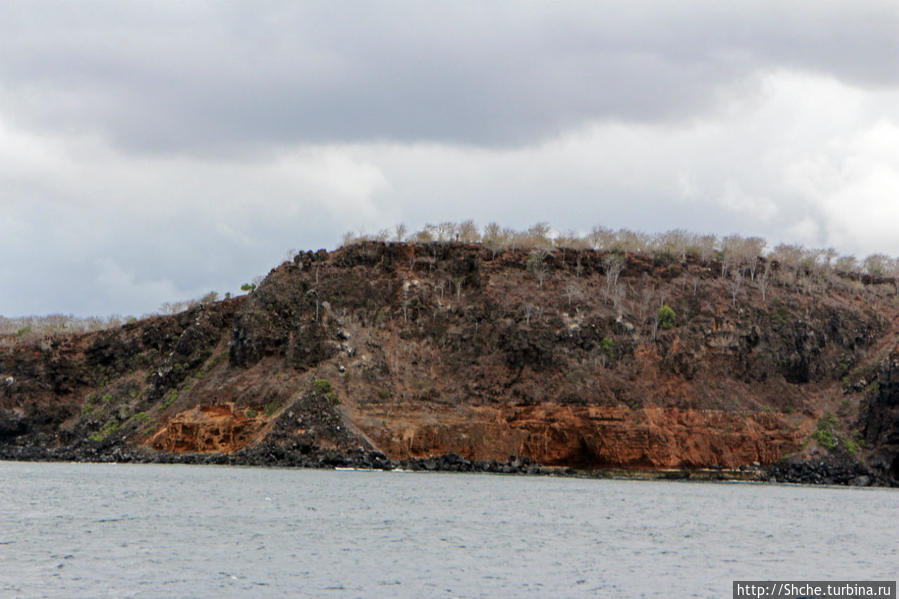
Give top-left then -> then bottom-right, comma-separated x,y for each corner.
0,291 -> 232,344
5,220 -> 899,343
341,221 -> 899,305
344,220 -> 899,280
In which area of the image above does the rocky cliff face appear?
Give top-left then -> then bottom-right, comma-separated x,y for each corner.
862,348 -> 899,481
1,242 -> 897,484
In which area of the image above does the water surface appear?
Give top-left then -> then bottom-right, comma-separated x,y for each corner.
0,462 -> 895,598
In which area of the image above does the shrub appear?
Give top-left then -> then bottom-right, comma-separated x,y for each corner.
160,389 -> 178,410
89,420 -> 119,442
600,337 -> 615,359
264,399 -> 281,417
813,412 -> 839,450
311,379 -> 340,405
312,379 -> 332,394
657,304 -> 676,330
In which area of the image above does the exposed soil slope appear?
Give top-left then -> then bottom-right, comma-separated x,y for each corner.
2,242 -> 897,484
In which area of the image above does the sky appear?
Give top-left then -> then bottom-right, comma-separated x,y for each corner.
2,1 -> 898,317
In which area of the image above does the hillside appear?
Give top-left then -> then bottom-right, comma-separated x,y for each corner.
2,241 -> 898,485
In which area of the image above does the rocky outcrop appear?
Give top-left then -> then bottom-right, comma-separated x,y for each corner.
862,348 -> 899,481
149,404 -> 263,453
1,242 -> 897,485
355,404 -> 801,469
767,450 -> 875,486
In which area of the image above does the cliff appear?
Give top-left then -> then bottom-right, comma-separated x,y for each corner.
2,242 -> 897,485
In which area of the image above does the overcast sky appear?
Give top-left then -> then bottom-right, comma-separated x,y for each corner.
2,1 -> 898,317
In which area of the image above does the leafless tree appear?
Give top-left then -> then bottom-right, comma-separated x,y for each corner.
720,234 -> 743,277
742,237 -> 766,280
436,221 -> 457,242
564,282 -> 583,309
821,247 -> 838,274
457,220 -> 480,242
616,229 -> 650,253
524,222 -> 552,249
770,244 -> 805,283
555,230 -> 588,250
864,253 -> 891,276
611,284 -> 625,320
658,228 -> 690,262
412,227 -> 434,243
527,249 -> 549,287
603,254 -> 624,301
835,255 -> 859,274
451,275 -> 466,301
758,260 -> 772,303
638,284 -> 655,328
587,225 -> 614,250
401,283 -> 410,323
482,222 -> 506,257
690,234 -> 718,262
523,303 -> 541,326
730,269 -> 743,308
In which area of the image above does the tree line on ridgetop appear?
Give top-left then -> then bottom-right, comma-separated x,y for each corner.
342,220 -> 899,280
4,221 -> 898,341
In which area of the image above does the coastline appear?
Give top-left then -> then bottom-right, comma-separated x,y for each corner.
2,445 -> 892,487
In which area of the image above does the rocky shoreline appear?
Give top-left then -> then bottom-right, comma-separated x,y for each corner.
0,443 -> 554,475
3,443 -> 893,487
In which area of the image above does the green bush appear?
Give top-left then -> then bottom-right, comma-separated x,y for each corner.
311,379 -> 339,405
813,412 -> 838,450
89,420 -> 119,442
657,304 -> 676,330
160,389 -> 178,410
264,399 -> 281,417
600,337 -> 615,359
312,379 -> 332,394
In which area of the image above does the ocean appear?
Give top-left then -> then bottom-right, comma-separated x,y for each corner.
1,461 -> 895,598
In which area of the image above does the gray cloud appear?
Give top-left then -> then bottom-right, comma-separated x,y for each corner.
2,2 -> 898,317
1,2 -> 897,153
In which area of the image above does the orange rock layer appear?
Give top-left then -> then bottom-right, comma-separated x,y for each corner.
150,405 -> 263,453
354,404 -> 803,469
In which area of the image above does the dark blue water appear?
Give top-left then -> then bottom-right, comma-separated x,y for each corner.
0,462 -> 895,598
